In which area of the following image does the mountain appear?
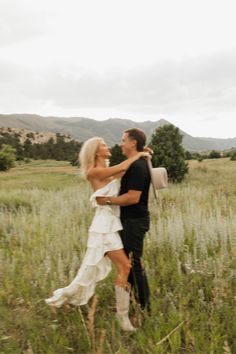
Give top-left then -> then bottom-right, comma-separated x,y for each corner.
0,113 -> 235,152
0,127 -> 73,144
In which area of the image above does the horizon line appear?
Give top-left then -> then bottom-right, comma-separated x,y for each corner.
0,112 -> 235,140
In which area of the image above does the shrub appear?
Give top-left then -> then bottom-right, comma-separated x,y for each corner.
0,144 -> 16,171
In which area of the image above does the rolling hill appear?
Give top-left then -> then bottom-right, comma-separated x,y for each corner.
0,114 -> 235,152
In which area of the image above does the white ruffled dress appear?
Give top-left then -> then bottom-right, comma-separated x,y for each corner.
45,179 -> 123,307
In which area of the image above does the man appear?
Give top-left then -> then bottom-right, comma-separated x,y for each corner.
97,128 -> 151,311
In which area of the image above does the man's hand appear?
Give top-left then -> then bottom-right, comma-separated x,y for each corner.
96,197 -> 109,205
96,190 -> 141,206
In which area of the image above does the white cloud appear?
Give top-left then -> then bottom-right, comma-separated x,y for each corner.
2,50 -> 233,111
0,0 -> 50,48
0,0 -> 236,138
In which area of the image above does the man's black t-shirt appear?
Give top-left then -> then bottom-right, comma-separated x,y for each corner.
120,158 -> 151,219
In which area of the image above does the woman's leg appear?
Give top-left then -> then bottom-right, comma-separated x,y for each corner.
106,248 -> 131,288
106,248 -> 136,331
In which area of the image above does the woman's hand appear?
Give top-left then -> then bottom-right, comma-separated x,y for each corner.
143,146 -> 154,155
138,150 -> 152,159
139,151 -> 151,158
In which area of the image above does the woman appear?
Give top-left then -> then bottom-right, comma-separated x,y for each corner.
45,137 -> 149,331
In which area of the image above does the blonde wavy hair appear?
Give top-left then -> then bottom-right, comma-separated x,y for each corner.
79,137 -> 104,179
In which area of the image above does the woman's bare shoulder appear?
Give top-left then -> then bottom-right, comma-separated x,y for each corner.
89,174 -> 114,192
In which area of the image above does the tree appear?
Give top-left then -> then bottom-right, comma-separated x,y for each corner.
185,150 -> 192,160
26,132 -> 35,139
230,151 -> 236,161
0,144 -> 16,171
150,124 -> 188,183
109,144 -> 125,166
23,138 -> 33,158
209,150 -> 221,159
0,130 -> 24,160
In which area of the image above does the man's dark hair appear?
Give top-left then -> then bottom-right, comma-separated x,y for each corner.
124,128 -> 146,151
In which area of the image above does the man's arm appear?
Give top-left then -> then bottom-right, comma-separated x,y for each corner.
96,190 -> 142,206
97,159 -> 147,206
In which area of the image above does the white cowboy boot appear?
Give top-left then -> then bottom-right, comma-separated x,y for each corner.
115,285 -> 136,332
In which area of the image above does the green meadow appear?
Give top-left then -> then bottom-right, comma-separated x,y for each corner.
0,159 -> 236,354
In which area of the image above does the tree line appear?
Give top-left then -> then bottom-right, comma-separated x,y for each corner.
0,131 -> 82,170
1,124 -> 235,182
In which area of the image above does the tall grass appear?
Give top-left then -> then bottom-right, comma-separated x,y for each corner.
0,159 -> 235,353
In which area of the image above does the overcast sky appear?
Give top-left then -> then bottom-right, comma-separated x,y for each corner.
0,0 -> 235,138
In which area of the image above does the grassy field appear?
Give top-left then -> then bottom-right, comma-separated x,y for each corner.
0,158 -> 236,354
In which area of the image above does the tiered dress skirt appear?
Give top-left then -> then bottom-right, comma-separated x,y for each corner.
45,180 -> 123,307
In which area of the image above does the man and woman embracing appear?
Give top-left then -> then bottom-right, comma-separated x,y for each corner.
46,128 -> 151,332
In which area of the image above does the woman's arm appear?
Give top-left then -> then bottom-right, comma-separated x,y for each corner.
113,171 -> 126,179
87,152 -> 149,181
